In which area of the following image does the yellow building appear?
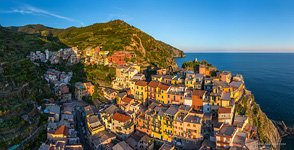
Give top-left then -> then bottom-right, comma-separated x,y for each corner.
230,81 -> 244,100
134,80 -> 148,104
156,83 -> 170,104
86,115 -> 105,135
151,109 -> 165,140
152,74 -> 163,82
162,106 -> 178,142
185,71 -> 196,88
171,76 -> 183,85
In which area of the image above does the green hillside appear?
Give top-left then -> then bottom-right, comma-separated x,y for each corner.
9,20 -> 184,67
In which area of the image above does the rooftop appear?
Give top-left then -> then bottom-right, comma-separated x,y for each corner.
217,125 -> 237,137
165,105 -> 178,116
54,125 -> 68,135
112,112 -> 131,122
135,80 -> 148,86
112,141 -> 133,150
122,96 -> 134,103
159,143 -> 174,150
103,104 -> 118,115
218,107 -> 232,114
184,115 -> 201,124
158,83 -> 170,91
148,81 -> 160,88
193,89 -> 206,96
230,81 -> 243,88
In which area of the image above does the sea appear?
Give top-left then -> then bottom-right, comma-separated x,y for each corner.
175,53 -> 294,150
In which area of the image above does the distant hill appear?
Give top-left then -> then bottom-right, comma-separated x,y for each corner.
8,20 -> 184,67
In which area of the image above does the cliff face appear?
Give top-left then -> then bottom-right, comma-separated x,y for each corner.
238,90 -> 281,149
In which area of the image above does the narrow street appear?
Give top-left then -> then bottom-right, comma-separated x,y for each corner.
75,108 -> 90,150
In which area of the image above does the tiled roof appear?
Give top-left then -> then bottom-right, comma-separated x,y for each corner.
135,80 -> 148,86
148,81 -> 160,88
122,96 -> 134,103
112,112 -> 131,122
218,107 -> 232,114
54,125 -> 68,135
158,83 -> 170,90
193,90 -> 206,96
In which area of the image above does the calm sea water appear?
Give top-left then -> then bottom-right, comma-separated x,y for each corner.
175,53 -> 294,150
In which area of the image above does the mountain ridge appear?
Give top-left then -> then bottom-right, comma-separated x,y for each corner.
7,20 -> 184,67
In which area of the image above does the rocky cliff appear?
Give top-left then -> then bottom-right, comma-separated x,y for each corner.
238,90 -> 281,149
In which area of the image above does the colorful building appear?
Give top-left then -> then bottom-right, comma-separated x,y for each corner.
86,115 -> 105,135
111,112 -> 135,139
192,90 -> 206,110
74,82 -> 94,100
134,80 -> 148,105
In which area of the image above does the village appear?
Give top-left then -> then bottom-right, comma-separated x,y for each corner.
27,47 -> 260,150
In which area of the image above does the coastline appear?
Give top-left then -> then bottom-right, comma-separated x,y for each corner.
174,53 -> 284,149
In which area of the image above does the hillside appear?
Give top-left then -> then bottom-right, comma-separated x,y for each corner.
0,21 -> 184,147
0,27 -> 54,147
9,20 -> 184,67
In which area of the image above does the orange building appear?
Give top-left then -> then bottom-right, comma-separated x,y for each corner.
199,65 -> 207,75
107,51 -> 135,65
148,81 -> 160,100
167,86 -> 185,104
192,90 -> 206,110
48,125 -> 68,140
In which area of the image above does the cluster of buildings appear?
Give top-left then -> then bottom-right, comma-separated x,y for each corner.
40,103 -> 83,150
100,60 -> 258,149
28,47 -> 81,65
82,99 -> 163,150
36,52 -> 259,149
44,69 -> 73,101
111,63 -> 145,90
28,46 -> 138,68
83,47 -> 136,66
84,46 -> 109,65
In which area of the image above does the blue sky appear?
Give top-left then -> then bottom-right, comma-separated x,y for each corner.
1,0 -> 294,52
